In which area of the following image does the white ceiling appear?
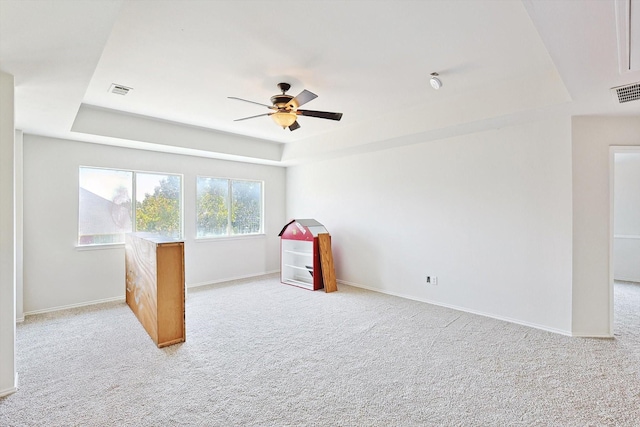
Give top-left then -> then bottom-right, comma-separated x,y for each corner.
1,0 -> 639,165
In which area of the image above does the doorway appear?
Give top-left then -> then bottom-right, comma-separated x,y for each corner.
610,147 -> 640,335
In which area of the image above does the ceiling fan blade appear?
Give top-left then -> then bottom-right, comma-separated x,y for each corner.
286,90 -> 318,109
288,121 -> 301,131
228,97 -> 275,109
297,109 -> 343,121
234,113 -> 272,122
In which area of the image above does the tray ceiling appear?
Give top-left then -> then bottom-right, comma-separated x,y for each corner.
1,0 -> 638,164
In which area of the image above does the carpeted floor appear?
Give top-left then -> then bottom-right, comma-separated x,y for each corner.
1,275 -> 639,426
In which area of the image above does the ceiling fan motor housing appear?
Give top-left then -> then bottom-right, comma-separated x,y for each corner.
270,94 -> 294,109
272,82 -> 294,109
277,82 -> 291,93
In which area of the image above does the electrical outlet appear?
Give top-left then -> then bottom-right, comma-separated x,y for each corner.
426,276 -> 438,285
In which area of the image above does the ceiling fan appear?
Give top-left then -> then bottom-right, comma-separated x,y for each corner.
228,83 -> 343,131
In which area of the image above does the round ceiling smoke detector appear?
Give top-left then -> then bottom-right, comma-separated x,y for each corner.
429,72 -> 442,90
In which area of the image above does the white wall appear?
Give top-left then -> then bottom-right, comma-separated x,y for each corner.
22,135 -> 286,314
572,116 -> 640,337
287,117 -> 573,334
614,152 -> 640,282
15,130 -> 23,322
0,71 -> 17,396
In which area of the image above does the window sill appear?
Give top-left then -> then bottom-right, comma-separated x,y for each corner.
195,233 -> 266,243
75,243 -> 125,251
76,233 -> 267,248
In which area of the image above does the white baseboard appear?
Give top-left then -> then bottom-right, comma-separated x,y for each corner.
187,270 -> 280,289
15,316 -> 24,323
616,280 -> 640,285
570,332 -> 614,338
613,234 -> 640,239
0,386 -> 18,398
0,373 -> 18,397
338,279 -> 573,337
21,271 -> 282,318
23,295 -> 124,317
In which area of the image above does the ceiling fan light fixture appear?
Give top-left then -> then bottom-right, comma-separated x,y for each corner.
271,111 -> 297,128
230,82 -> 341,131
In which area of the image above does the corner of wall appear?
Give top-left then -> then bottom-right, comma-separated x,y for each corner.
0,70 -> 17,396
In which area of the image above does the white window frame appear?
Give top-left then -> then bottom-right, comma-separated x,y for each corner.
195,176 -> 264,240
78,166 -> 183,247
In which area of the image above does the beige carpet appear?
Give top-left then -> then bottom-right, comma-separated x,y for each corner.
1,276 -> 639,426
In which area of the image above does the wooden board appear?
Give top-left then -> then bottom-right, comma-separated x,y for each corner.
156,243 -> 185,347
126,233 -> 185,347
125,235 -> 159,343
318,233 -> 337,293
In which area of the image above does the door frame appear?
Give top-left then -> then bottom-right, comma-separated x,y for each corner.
609,145 -> 640,335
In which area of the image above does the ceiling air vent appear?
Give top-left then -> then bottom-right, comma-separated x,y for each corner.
109,83 -> 132,96
611,82 -> 640,103
615,0 -> 640,72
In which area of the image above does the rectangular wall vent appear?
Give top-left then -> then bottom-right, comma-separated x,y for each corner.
615,0 -> 640,72
611,82 -> 640,103
109,83 -> 132,96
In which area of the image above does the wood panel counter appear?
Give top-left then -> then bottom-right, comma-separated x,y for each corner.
125,233 -> 185,348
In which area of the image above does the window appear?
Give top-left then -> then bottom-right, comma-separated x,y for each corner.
79,168 -> 133,245
135,172 -> 182,238
196,177 -> 263,238
78,167 -> 182,246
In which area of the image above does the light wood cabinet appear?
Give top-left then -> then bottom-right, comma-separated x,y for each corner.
125,233 -> 185,348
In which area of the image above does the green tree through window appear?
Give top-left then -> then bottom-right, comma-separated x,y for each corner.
197,177 -> 262,238
231,180 -> 261,234
196,178 -> 229,237
136,174 -> 182,238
